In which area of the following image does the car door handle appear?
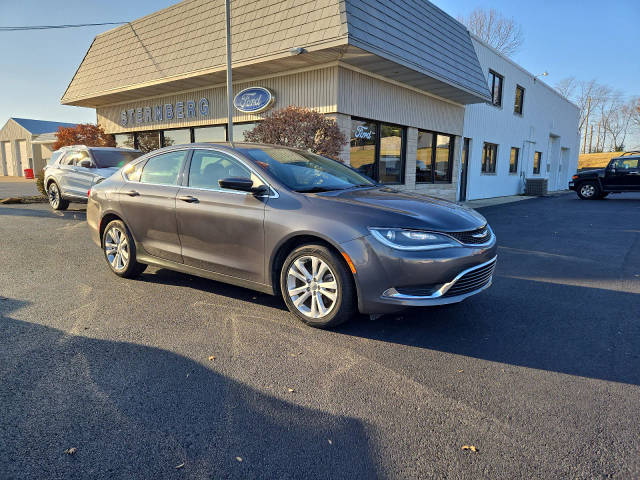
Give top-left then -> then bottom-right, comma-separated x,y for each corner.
125,190 -> 140,197
178,195 -> 199,203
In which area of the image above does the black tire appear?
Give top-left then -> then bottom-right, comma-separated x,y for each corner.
101,219 -> 147,278
576,181 -> 600,200
47,181 -> 69,210
280,244 -> 357,328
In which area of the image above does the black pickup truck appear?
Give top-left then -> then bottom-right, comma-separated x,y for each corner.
570,154 -> 640,199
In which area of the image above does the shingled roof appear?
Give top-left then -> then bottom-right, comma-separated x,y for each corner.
62,0 -> 490,107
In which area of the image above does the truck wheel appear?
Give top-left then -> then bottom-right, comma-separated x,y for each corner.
577,181 -> 600,200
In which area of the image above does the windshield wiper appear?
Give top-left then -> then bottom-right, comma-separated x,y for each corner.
294,186 -> 343,193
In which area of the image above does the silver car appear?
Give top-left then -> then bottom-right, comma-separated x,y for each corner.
44,146 -> 141,210
87,143 -> 497,328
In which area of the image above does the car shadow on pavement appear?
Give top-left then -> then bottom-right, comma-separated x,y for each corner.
335,275 -> 640,386
0,205 -> 86,220
0,297 -> 379,480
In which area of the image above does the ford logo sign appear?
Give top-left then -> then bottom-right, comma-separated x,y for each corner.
233,87 -> 275,113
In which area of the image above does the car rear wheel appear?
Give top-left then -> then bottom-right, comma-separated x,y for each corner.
577,181 -> 600,200
47,182 -> 69,210
280,245 -> 356,328
102,220 -> 147,278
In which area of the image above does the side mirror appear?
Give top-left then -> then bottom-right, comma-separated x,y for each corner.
218,177 -> 269,195
78,159 -> 93,168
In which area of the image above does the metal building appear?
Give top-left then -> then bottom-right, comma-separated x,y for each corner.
0,118 -> 78,176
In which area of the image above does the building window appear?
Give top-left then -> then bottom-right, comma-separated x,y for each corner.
162,128 -> 191,147
509,147 -> 519,173
482,142 -> 498,173
533,151 -> 542,174
194,125 -> 226,142
232,122 -> 257,141
350,118 -> 405,184
514,85 -> 525,115
416,130 -> 454,183
114,133 -> 135,149
489,70 -> 503,107
136,131 -> 161,153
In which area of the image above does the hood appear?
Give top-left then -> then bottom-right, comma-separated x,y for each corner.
576,168 -> 605,176
313,187 -> 487,232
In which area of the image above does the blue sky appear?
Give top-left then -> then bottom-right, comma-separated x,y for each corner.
1,0 -> 638,128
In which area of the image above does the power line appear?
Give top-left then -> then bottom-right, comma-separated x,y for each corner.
0,22 -> 128,32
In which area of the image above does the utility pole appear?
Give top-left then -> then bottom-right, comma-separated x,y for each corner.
225,0 -> 234,143
588,124 -> 594,153
582,96 -> 591,154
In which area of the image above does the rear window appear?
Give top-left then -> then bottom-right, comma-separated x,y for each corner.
91,150 -> 142,168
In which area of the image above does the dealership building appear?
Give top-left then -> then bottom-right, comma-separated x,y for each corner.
62,0 -> 578,201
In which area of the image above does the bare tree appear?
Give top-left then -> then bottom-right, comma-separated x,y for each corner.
601,97 -> 635,152
458,8 -> 524,57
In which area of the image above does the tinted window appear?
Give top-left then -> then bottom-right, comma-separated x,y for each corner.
379,124 -> 403,184
510,147 -> 519,173
514,86 -> 525,115
434,135 -> 452,182
114,133 -> 135,149
237,147 -> 374,192
533,151 -> 542,174
233,123 -> 257,141
139,151 -> 186,185
350,119 -> 377,180
188,150 -> 254,190
49,150 -> 64,166
489,70 -> 503,107
91,150 -> 140,168
137,132 -> 161,153
194,126 -> 226,142
416,131 -> 433,183
163,129 -> 191,147
61,152 -> 76,166
613,158 -> 639,169
482,143 -> 498,173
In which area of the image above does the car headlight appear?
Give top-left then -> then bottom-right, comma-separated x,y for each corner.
368,228 -> 461,251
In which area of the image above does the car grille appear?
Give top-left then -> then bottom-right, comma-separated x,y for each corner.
447,225 -> 492,245
443,258 -> 497,298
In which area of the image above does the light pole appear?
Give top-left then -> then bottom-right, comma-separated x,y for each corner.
225,0 -> 234,143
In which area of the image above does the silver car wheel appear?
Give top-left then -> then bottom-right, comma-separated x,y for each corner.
104,226 -> 129,272
287,255 -> 338,319
48,183 -> 59,208
580,184 -> 595,198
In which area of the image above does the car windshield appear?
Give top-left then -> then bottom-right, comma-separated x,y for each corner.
237,147 -> 376,192
91,150 -> 142,168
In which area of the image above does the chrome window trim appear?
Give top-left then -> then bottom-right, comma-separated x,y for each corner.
382,255 -> 497,300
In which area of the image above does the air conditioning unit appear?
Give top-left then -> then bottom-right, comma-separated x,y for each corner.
525,178 -> 548,196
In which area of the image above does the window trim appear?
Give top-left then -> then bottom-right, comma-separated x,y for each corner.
416,130 -> 455,184
350,117 -> 406,185
489,70 -> 504,107
481,142 -> 498,174
514,85 -> 525,115
509,147 -> 519,174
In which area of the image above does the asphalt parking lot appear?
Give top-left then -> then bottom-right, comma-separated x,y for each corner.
1,192 -> 639,479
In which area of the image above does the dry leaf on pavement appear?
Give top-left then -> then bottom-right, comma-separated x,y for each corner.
461,445 -> 478,452
64,447 -> 77,455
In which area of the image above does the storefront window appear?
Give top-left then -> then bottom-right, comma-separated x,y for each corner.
114,133 -> 135,150
417,130 -> 453,183
350,119 -> 377,180
163,128 -> 191,147
194,125 -> 226,143
136,131 -> 161,153
379,124 -> 403,184
232,122 -> 257,141
416,131 -> 433,183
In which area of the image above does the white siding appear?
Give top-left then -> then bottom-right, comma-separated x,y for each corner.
462,38 -> 580,200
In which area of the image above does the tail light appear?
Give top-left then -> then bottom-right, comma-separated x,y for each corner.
87,189 -> 91,197
571,175 -> 579,180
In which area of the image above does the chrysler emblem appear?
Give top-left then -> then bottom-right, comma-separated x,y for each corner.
471,230 -> 489,239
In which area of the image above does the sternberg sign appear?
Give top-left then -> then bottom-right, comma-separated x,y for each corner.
233,87 -> 275,113
119,98 -> 210,127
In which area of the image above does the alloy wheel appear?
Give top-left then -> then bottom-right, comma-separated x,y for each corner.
580,184 -> 595,198
104,226 -> 130,272
48,184 -> 59,208
286,255 -> 338,319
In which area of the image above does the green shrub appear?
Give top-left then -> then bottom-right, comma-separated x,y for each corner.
36,169 -> 46,197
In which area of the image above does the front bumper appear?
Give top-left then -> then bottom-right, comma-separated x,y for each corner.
340,233 -> 498,314
568,181 -> 576,191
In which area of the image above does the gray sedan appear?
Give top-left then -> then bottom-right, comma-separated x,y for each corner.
86,143 -> 497,328
44,146 -> 141,210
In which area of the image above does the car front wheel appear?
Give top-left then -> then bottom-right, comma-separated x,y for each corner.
280,245 -> 356,328
577,181 -> 600,200
47,182 -> 69,210
102,220 -> 147,278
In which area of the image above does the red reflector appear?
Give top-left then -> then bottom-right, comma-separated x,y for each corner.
87,189 -> 91,197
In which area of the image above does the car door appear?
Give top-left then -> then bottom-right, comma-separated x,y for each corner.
56,151 -> 77,195
605,158 -> 640,190
175,148 -> 267,284
68,150 -> 98,196
116,149 -> 188,264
